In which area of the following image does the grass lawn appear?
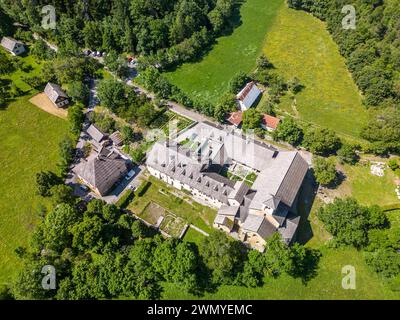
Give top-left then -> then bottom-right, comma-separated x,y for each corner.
340,163 -> 399,206
128,176 -> 216,234
183,226 -> 207,245
0,95 -> 69,286
262,6 -> 369,139
4,55 -> 43,92
165,0 -> 284,105
162,245 -> 399,299
321,157 -> 400,208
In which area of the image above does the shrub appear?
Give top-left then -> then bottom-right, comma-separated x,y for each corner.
337,144 -> 359,165
388,159 -> 399,171
313,157 -> 337,186
303,128 -> 341,156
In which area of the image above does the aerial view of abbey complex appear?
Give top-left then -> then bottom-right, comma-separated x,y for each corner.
0,0 -> 399,306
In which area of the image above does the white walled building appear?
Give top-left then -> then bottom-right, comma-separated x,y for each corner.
1,37 -> 25,56
146,122 -> 308,251
236,82 -> 262,111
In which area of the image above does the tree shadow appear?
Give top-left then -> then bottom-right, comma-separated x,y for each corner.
290,248 -> 321,285
326,170 -> 346,190
218,0 -> 244,37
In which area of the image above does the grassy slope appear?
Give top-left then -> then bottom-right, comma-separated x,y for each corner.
162,199 -> 400,300
165,0 -> 284,105
183,226 -> 207,245
263,6 -> 369,138
0,51 -> 69,285
0,96 -> 69,285
339,162 -> 399,207
162,246 -> 398,300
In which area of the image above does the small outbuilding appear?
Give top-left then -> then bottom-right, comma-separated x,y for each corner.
87,124 -> 105,143
1,37 -> 25,56
236,82 -> 261,111
109,131 -> 124,146
226,111 -> 243,127
261,114 -> 281,132
44,83 -> 69,108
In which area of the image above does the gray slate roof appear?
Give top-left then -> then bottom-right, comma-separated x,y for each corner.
257,219 -> 277,240
242,215 -> 277,240
272,203 -> 290,227
218,205 -> 239,217
242,215 -> 264,232
250,152 -> 308,210
110,131 -> 123,146
75,152 -> 128,196
1,37 -> 23,52
44,82 -> 68,103
278,213 -> 301,244
214,215 -> 227,225
87,124 -> 105,143
228,181 -> 249,204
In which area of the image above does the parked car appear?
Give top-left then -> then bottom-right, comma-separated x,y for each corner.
125,169 -> 135,180
80,184 -> 89,191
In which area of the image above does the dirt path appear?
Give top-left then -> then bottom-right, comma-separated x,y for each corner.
29,93 -> 67,119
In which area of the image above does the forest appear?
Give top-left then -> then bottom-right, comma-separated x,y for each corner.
0,0 -> 237,68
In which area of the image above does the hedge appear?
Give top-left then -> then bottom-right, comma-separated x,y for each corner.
136,181 -> 152,197
116,189 -> 134,209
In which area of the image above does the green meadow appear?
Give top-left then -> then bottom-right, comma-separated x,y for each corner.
0,51 -> 69,285
0,95 -> 69,285
262,6 -> 369,138
166,1 -> 368,139
165,0 -> 284,105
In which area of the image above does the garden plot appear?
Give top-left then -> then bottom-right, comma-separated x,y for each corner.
140,201 -> 187,238
158,111 -> 194,138
160,214 -> 187,238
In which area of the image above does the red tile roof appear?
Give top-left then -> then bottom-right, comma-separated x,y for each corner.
226,111 -> 243,126
262,114 -> 281,130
